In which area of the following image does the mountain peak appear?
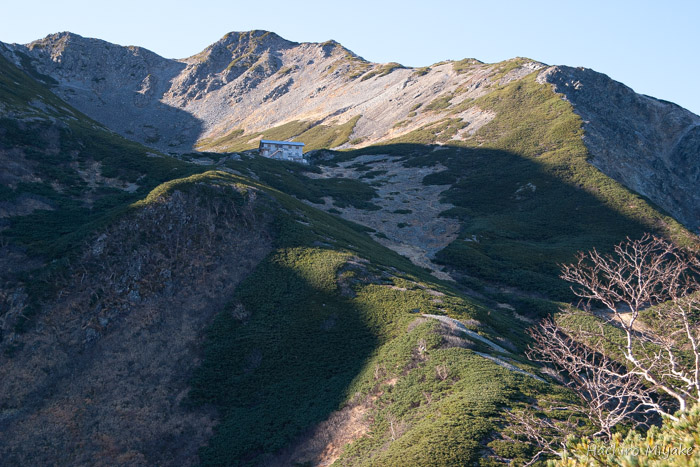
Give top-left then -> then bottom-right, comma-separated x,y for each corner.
215,30 -> 296,51
220,30 -> 288,44
27,31 -> 99,48
183,29 -> 297,64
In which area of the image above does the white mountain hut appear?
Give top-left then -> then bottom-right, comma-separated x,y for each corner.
258,140 -> 307,163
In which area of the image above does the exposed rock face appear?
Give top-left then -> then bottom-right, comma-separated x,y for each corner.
0,31 -> 539,152
1,31 -> 698,231
538,66 -> 700,231
305,154 -> 460,281
0,186 -> 274,465
1,33 -> 199,150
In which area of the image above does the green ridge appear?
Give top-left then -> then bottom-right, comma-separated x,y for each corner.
158,171 -> 577,465
335,74 -> 691,298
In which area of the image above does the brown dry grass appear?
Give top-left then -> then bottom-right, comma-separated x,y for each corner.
262,401 -> 373,467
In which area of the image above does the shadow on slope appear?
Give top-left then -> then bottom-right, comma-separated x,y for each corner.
188,247 -> 380,464
326,142 -> 690,299
0,176 -> 273,465
0,50 -> 203,264
2,36 -> 207,152
182,173 -> 581,466
315,74 -> 695,297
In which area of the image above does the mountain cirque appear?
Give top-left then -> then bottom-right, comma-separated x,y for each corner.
0,30 -> 517,151
1,29 -> 700,466
1,29 -> 698,232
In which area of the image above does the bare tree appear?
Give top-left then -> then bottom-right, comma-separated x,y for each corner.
508,235 -> 698,464
527,316 -> 654,438
558,234 -> 700,418
502,408 -> 579,466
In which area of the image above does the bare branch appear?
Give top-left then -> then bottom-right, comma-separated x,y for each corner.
552,235 -> 700,417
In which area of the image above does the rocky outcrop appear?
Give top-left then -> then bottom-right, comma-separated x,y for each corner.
538,66 -> 700,231
0,183 -> 274,465
0,31 -> 540,153
2,32 -> 698,231
1,32 -> 201,150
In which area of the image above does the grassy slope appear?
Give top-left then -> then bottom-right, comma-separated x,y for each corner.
0,51 -> 199,259
0,53 -> 202,332
332,73 -> 691,299
223,154 -> 380,210
1,82 -> 573,461
194,64 -> 692,301
169,170 -> 576,466
434,75 -> 692,296
3,51 -> 695,467
182,73 -> 695,464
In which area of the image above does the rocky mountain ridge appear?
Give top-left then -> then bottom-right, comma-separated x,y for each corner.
2,30 -> 697,231
2,30 -> 700,466
538,66 -> 700,230
0,30 -> 542,151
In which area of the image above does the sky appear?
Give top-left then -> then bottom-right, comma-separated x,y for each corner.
2,0 -> 699,115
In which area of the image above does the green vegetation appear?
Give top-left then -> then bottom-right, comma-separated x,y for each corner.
425,92 -> 455,111
10,154 -> 559,466
452,58 -> 482,74
194,129 -> 247,150
457,76 -> 681,294
0,51 -> 67,110
3,37 -> 697,467
179,169 -> 573,464
346,57 -> 373,80
196,116 -> 361,152
490,57 -> 534,81
224,154 -> 380,210
406,103 -> 423,118
322,75 -> 690,299
324,49 -> 374,80
297,115 -> 361,150
210,31 -> 281,72
359,169 -> 388,179
386,118 -> 467,144
0,116 -> 196,259
447,96 -> 475,115
0,56 -> 203,334
338,343 -> 555,466
412,66 -> 431,77
276,65 -> 295,76
360,62 -> 406,81
422,170 -> 458,185
225,54 -> 256,71
557,405 -> 700,466
0,55 -> 198,259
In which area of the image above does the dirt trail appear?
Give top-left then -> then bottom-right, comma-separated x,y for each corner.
594,309 -> 654,334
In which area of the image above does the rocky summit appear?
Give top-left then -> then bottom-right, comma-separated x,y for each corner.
2,30 -> 698,231
0,30 -> 698,466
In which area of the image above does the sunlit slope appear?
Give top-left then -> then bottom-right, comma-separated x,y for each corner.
167,171 -> 577,466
